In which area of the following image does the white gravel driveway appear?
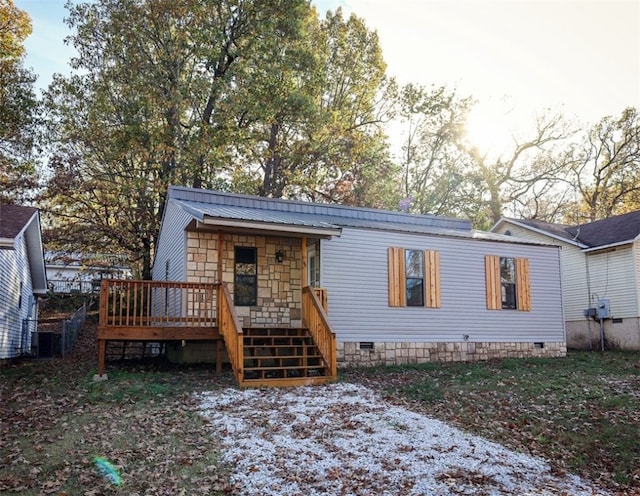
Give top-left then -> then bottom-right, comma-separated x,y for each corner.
197,383 -> 609,495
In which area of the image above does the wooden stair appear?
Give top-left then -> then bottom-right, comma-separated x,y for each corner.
241,327 -> 334,387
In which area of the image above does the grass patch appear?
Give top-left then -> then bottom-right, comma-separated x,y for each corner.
0,325 -> 235,495
344,351 -> 640,492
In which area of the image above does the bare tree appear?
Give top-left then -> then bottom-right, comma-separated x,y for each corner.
467,111 -> 575,225
566,107 -> 640,222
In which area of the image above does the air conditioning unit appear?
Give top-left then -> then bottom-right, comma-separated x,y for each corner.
37,332 -> 55,358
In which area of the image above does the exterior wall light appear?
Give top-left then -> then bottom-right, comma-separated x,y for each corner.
275,250 -> 284,263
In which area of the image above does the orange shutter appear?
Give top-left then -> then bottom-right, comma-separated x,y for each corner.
425,250 -> 441,308
516,257 -> 531,311
388,247 -> 406,307
485,255 -> 502,310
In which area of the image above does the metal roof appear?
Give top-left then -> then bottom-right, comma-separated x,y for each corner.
176,200 -> 342,231
169,185 -> 472,233
164,186 -> 559,247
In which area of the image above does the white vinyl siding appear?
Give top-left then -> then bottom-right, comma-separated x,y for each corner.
322,227 -> 565,343
151,199 -> 192,282
586,246 -> 638,318
0,234 -> 34,358
493,222 -> 588,321
634,241 -> 640,317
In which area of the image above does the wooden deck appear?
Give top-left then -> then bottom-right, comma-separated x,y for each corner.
97,279 -> 337,387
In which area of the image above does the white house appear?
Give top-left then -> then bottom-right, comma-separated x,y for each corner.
46,252 -> 132,294
0,205 -> 47,359
491,211 -> 640,350
150,186 -> 567,369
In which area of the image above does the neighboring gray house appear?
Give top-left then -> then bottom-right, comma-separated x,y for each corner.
152,185 -> 567,367
0,205 -> 47,359
492,211 -> 640,351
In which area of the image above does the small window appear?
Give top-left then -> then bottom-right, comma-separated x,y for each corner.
234,247 -> 257,306
405,250 -> 424,306
500,257 -> 517,309
308,242 -> 321,288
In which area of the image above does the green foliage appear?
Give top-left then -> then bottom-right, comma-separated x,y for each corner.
41,0 -> 313,277
41,1 -> 400,277
566,106 -> 640,222
34,0 -> 639,252
395,83 -> 477,217
0,0 -> 38,203
231,7 -> 396,204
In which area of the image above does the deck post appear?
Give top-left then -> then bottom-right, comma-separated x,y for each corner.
216,339 -> 223,374
217,230 -> 224,282
97,339 -> 106,375
301,236 -> 307,288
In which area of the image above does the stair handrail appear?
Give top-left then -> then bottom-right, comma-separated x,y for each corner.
302,286 -> 337,379
217,282 -> 244,383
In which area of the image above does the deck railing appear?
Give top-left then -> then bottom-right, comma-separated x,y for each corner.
99,279 -> 217,329
97,280 -> 335,385
302,286 -> 337,379
313,288 -> 328,312
217,283 -> 244,384
97,279 -> 220,375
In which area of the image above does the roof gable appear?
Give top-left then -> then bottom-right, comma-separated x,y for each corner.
0,204 -> 48,294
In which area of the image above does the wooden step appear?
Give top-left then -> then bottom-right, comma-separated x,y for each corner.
237,326 -> 334,387
243,366 -> 329,381
244,358 -> 326,368
244,337 -> 313,347
244,327 -> 310,337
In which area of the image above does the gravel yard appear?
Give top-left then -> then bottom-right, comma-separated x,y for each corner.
197,383 -> 609,496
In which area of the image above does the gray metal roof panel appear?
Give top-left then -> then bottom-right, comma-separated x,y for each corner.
172,197 -> 555,247
174,200 -> 342,229
168,185 -> 472,231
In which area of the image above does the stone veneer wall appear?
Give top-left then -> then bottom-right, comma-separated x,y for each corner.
337,341 -> 567,368
186,231 -> 302,328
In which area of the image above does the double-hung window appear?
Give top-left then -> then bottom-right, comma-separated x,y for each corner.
500,257 -> 517,309
405,250 -> 425,306
485,255 -> 531,311
388,247 -> 440,308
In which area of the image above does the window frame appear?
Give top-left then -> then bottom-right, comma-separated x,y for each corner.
388,247 -> 440,308
234,246 -> 257,306
405,249 -> 425,306
485,255 -> 531,311
500,257 -> 517,310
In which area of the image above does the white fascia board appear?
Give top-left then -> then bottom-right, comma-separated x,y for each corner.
199,218 -> 342,237
493,218 -> 587,248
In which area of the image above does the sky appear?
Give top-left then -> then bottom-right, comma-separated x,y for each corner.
14,0 -> 640,155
